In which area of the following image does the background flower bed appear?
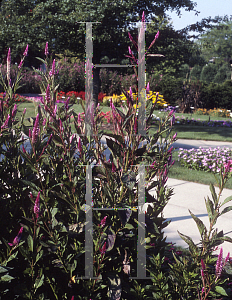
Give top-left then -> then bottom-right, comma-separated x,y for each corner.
178,147 -> 232,174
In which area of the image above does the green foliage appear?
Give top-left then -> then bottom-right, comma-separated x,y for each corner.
190,65 -> 203,81
213,63 -> 231,84
200,63 -> 218,83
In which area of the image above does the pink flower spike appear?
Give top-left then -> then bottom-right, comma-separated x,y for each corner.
23,44 -> 28,56
1,114 -> 10,129
32,113 -> 40,144
128,32 -> 133,42
45,84 -> 50,103
18,60 -> 23,70
148,30 -> 160,51
71,297 -> 74,300
42,118 -> 46,126
12,104 -> 17,118
142,11 -> 145,23
7,48 -> 11,82
45,42 -> 49,56
216,247 -> 223,278
172,132 -> 177,140
100,216 -> 107,228
34,191 -> 40,219
8,227 -> 23,247
65,96 -> 70,110
146,82 -> 150,94
225,252 -> 230,264
100,241 -> 107,257
49,59 -> 56,76
201,259 -> 206,270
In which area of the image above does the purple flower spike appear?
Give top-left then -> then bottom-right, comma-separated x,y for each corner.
32,113 -> 40,144
100,242 -> 107,257
128,32 -> 133,42
146,82 -> 150,94
65,97 -> 70,110
45,84 -> 50,103
49,59 -> 56,76
12,104 -> 17,118
216,247 -> 223,278
8,227 -> 23,247
23,44 -> 28,56
225,252 -> 230,264
201,259 -> 206,270
100,216 -> 107,228
45,42 -> 49,56
34,191 -> 40,219
18,60 -> 23,70
142,11 -> 145,23
1,114 -> 10,129
7,48 -> 11,82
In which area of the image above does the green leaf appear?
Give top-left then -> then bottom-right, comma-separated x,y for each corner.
27,235 -> 33,252
177,231 -> 198,254
215,286 -> 228,296
209,183 -> 217,205
124,223 -> 134,230
189,209 -> 206,238
0,274 -> 15,282
34,274 -> 44,292
205,196 -> 214,222
220,205 -> 232,216
35,250 -> 43,265
221,195 -> 232,207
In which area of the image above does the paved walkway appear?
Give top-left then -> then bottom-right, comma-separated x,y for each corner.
159,139 -> 232,256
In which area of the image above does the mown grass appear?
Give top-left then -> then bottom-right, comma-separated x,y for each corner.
169,150 -> 232,189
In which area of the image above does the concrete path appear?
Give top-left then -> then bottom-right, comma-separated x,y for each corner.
164,139 -> 232,256
162,178 -> 232,256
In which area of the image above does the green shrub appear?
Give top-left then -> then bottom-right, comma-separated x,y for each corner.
200,63 -> 218,83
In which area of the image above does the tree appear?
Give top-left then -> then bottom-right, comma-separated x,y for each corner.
190,65 -> 203,81
0,0 -> 198,108
145,15 -> 197,77
195,19 -> 232,65
200,63 -> 218,83
213,63 -> 231,84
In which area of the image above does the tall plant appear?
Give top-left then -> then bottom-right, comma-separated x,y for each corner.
0,13 -> 178,299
